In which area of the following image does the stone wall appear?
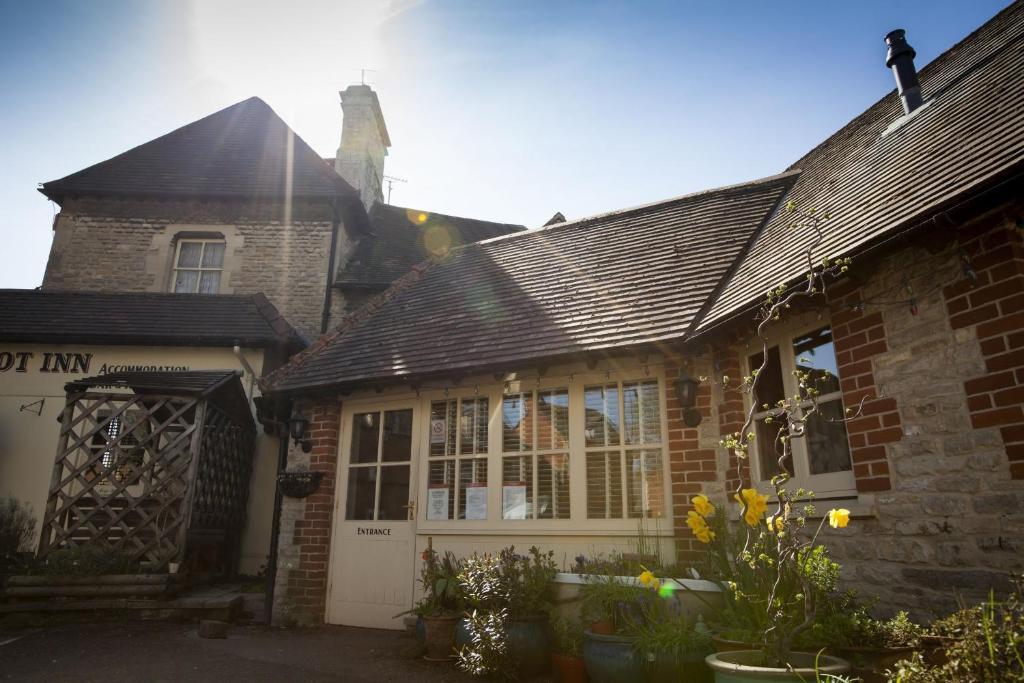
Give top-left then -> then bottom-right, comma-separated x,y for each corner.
41,197 -> 339,339
667,204 -> 1024,619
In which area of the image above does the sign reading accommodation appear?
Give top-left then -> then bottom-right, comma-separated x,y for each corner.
0,350 -> 190,375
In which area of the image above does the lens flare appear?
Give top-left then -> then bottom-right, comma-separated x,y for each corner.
423,225 -> 453,257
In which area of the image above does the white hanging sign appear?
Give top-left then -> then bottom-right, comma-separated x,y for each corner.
430,419 -> 447,444
427,486 -> 449,520
502,484 -> 528,520
465,484 -> 487,520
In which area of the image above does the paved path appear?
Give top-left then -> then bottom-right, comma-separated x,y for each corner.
0,621 -> 492,682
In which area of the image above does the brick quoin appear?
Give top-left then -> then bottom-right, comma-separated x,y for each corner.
828,280 -> 901,492
945,218 -> 1024,479
285,398 -> 341,622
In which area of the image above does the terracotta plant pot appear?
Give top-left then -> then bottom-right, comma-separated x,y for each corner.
589,619 -> 615,636
422,614 -> 459,661
705,650 -> 850,682
551,652 -> 588,683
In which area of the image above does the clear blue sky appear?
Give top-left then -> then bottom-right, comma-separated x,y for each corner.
0,0 -> 1009,288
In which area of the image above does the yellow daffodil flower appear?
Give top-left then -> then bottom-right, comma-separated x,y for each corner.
734,488 -> 769,527
692,494 -> 715,517
638,569 -> 661,590
695,527 -> 715,544
828,508 -> 850,529
686,511 -> 715,543
766,514 -> 785,533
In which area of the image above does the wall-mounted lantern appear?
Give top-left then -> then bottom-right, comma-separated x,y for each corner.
673,369 -> 703,427
289,414 -> 313,453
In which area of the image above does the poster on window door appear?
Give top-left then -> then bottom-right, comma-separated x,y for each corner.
427,486 -> 449,520
465,484 -> 487,520
502,484 -> 527,520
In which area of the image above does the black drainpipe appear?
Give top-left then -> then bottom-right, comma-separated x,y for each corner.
263,400 -> 291,624
320,199 -> 342,334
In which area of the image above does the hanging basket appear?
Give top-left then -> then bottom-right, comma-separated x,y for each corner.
278,471 -> 324,498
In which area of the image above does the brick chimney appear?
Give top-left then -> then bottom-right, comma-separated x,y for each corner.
334,85 -> 391,210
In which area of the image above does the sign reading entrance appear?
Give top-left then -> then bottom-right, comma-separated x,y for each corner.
356,527 -> 392,536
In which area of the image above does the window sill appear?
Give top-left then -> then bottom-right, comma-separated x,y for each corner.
416,523 -> 676,537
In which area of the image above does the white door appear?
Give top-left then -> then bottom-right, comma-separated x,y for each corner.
327,403 -> 420,629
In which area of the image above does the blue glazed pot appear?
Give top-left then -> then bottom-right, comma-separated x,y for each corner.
414,615 -> 425,643
647,648 -> 714,683
583,630 -> 644,683
509,617 -> 551,677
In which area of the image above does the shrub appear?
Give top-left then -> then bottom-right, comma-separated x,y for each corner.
0,497 -> 35,567
549,615 -> 584,657
457,552 -> 511,677
414,548 -> 463,616
24,546 -> 140,576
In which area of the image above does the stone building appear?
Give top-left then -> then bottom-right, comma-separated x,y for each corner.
263,3 -> 1024,626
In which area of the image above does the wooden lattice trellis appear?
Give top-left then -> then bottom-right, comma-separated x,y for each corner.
38,372 -> 256,574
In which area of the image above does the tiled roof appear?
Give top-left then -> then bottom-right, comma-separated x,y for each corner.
270,173 -> 797,392
0,290 -> 305,350
40,98 -> 357,203
336,203 -> 525,288
698,0 -> 1024,330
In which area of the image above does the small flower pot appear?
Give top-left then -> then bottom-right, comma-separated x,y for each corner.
422,614 -> 459,661
551,652 -> 588,683
589,619 -> 615,636
705,650 -> 850,682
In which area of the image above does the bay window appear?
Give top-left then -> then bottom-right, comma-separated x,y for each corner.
747,325 -> 855,495
501,389 -> 570,520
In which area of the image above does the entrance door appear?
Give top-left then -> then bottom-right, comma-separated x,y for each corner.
327,403 -> 419,629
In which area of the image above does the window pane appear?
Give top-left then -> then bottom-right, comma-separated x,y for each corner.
176,242 -> 202,268
201,242 -> 225,267
537,453 -> 570,519
626,449 -> 664,518
622,380 -> 660,445
459,398 -> 488,455
345,467 -> 376,520
793,327 -> 841,395
378,465 -> 410,520
429,400 -> 457,457
805,400 -> 853,474
502,393 -> 532,452
584,384 -> 620,447
750,346 -> 785,409
382,409 -> 413,462
198,271 -> 221,294
351,413 -> 379,464
458,458 -> 488,520
755,416 -> 791,479
502,455 -> 533,519
428,461 -> 456,521
537,389 -> 569,450
173,270 -> 199,293
586,451 -> 623,519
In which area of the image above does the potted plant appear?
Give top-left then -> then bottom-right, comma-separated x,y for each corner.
504,546 -> 559,677
579,573 -> 654,683
415,548 -> 464,661
456,551 -> 512,677
633,603 -> 714,683
550,615 -> 588,683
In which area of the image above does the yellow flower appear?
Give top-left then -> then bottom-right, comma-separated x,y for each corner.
828,508 -> 850,529
766,514 -> 785,534
686,511 -> 715,544
695,527 -> 716,544
692,494 -> 715,517
734,488 -> 769,527
638,570 -> 661,590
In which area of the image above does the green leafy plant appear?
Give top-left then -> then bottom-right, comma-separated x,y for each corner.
889,582 -> 1024,682
457,552 -> 512,677
549,615 -> 585,657
24,546 -> 140,576
579,573 -> 652,632
0,497 -> 35,573
414,548 -> 463,616
503,546 -> 558,619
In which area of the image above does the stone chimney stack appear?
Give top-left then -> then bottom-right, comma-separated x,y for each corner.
334,85 -> 391,210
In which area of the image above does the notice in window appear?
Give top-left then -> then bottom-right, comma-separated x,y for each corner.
426,486 -> 449,520
502,484 -> 528,520
430,419 -> 447,445
465,483 -> 487,520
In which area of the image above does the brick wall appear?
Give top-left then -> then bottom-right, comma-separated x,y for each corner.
668,205 -> 1024,618
272,398 -> 341,625
41,197 -> 338,339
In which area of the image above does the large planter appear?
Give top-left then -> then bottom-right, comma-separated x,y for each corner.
839,645 -> 917,683
705,650 -> 850,683
509,615 -> 550,677
647,648 -> 713,683
583,631 -> 644,683
554,573 -> 722,625
422,614 -> 459,661
552,652 -> 588,683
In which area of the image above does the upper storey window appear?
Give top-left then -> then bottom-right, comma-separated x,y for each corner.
172,239 -> 224,294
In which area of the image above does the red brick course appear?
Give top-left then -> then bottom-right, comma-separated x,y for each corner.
946,219 -> 1024,479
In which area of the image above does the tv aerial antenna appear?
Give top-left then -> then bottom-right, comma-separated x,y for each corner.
383,175 -> 407,204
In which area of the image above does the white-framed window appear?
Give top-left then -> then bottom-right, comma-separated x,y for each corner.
171,239 -> 225,294
500,388 -> 570,520
745,324 -> 855,496
583,380 -> 665,519
427,397 -> 488,520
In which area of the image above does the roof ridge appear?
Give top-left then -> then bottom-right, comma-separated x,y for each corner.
473,169 -> 803,249
265,257 -> 440,391
376,202 -> 525,230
